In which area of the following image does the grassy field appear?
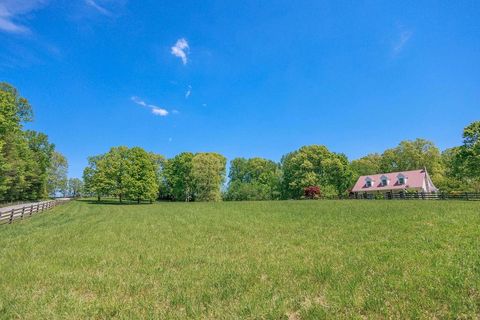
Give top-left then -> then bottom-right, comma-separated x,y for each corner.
0,200 -> 479,319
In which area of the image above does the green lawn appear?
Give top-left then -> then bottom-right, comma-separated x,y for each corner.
0,200 -> 479,319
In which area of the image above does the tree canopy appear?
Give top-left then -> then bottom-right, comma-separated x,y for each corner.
83,147 -> 160,202
0,82 -> 67,202
225,157 -> 281,201
281,145 -> 353,199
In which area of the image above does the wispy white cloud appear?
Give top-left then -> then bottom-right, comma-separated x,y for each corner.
131,96 -> 147,107
171,109 -> 180,114
85,0 -> 112,16
0,0 -> 48,34
131,96 -> 169,117
151,107 -> 169,116
171,38 -> 189,65
185,85 -> 191,98
392,28 -> 413,55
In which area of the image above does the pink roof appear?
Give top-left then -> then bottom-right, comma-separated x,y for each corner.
351,169 -> 435,193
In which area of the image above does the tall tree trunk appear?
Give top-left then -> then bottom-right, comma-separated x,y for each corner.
97,195 -> 100,202
119,194 -> 122,203
137,198 -> 140,204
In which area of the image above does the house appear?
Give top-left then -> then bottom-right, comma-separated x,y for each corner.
351,168 -> 438,198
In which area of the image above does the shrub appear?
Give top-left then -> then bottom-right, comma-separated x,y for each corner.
304,186 -> 321,199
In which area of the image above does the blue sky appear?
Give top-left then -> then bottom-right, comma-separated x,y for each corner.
1,0 -> 479,178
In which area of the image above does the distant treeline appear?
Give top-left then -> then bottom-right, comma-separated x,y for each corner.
2,83 -> 479,203
83,121 -> 480,202
0,83 -> 71,202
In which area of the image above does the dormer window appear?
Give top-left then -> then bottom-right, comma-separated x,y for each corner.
365,177 -> 373,188
380,175 -> 389,187
397,173 -> 406,185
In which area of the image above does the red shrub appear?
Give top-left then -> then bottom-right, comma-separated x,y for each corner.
304,186 -> 321,199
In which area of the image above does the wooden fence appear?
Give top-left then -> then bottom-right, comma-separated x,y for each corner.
0,200 -> 58,225
353,192 -> 480,201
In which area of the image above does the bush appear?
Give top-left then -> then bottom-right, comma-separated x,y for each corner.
304,186 -> 321,199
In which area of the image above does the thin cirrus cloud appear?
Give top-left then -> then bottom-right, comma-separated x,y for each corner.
171,38 -> 189,65
131,96 -> 169,117
0,0 -> 48,34
392,29 -> 413,56
185,85 -> 192,99
85,0 -> 112,16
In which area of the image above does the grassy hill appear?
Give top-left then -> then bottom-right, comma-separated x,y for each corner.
1,200 -> 479,319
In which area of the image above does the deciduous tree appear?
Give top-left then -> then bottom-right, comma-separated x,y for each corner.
225,157 -> 281,200
351,153 -> 382,177
281,145 -> 353,199
191,153 -> 226,202
67,178 -> 84,198
163,152 -> 195,201
83,155 -> 111,201
380,139 -> 444,184
124,147 -> 159,203
47,151 -> 68,197
459,121 -> 480,180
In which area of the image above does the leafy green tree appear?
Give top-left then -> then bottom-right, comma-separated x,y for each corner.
191,153 -> 226,202
149,152 -> 167,199
163,152 -> 195,201
0,82 -> 32,135
83,155 -> 111,201
0,82 -> 65,201
124,147 -> 160,203
100,146 -> 131,202
459,121 -> 480,180
0,83 -> 34,201
281,145 -> 353,199
351,153 -> 382,177
322,154 -> 354,196
47,151 -> 68,197
25,130 -> 55,199
225,157 -> 281,201
380,139 -> 445,185
0,133 -> 32,201
67,178 -> 84,198
83,147 -> 163,202
437,147 -> 465,191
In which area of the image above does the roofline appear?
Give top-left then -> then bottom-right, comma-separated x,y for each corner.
357,169 -> 426,179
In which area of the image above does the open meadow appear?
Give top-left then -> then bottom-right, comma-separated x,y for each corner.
0,200 -> 479,319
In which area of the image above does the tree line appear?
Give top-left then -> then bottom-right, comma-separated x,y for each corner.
82,120 -> 480,202
83,149 -> 226,202
2,83 -> 479,202
0,83 -> 69,202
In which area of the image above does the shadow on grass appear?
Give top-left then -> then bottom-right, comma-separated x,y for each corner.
77,199 -> 158,206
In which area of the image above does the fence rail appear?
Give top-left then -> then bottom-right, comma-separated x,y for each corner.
353,192 -> 480,201
0,200 -> 58,225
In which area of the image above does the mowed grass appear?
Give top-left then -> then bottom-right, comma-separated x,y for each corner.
0,200 -> 479,319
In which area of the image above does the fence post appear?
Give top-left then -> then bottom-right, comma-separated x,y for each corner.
9,209 -> 14,224
21,206 -> 25,219
36,203 -> 39,214
465,192 -> 469,201
29,204 -> 34,216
